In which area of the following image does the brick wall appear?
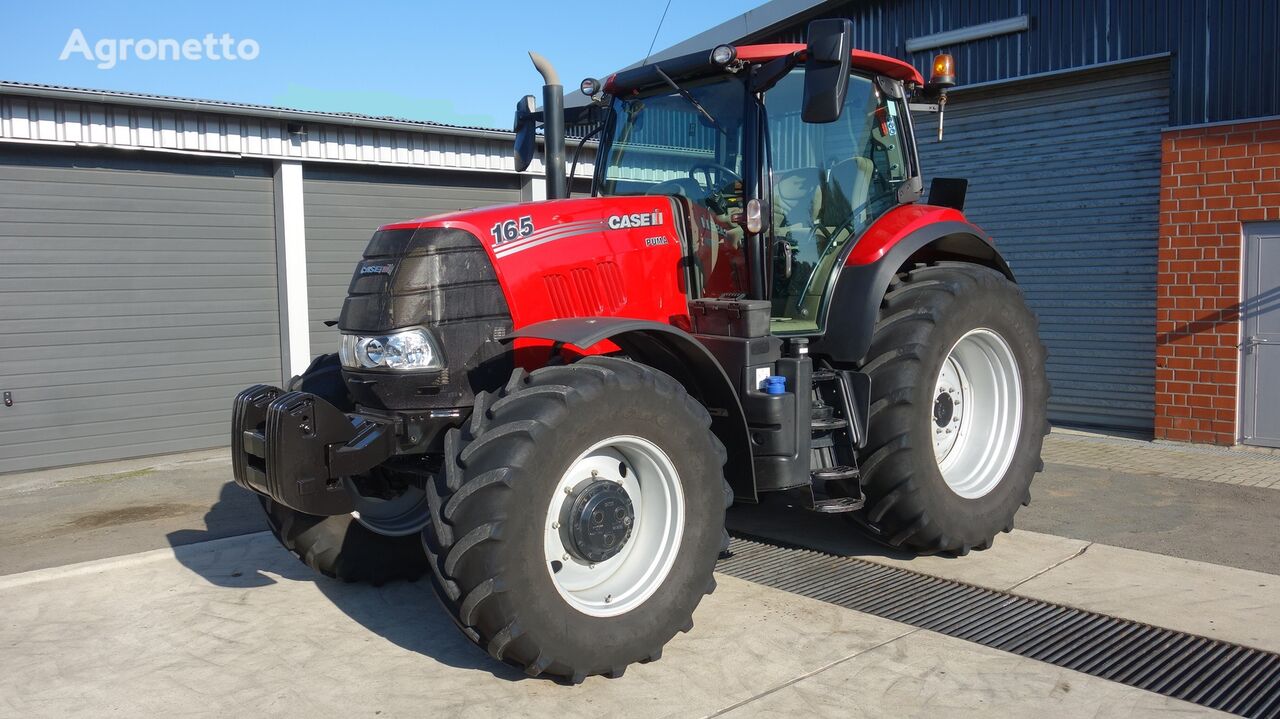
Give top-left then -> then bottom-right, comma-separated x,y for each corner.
1156,119 -> 1280,444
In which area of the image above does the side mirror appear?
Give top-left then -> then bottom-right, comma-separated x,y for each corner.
513,95 -> 538,173
801,18 -> 854,123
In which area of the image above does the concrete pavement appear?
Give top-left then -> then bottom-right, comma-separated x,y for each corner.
728,504 -> 1280,653
1042,430 -> 1280,490
0,432 -> 1277,715
0,449 -> 260,575
0,532 -> 1222,718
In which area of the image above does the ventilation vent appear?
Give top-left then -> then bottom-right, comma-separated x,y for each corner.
543,274 -> 577,318
597,261 -> 627,310
570,267 -> 604,315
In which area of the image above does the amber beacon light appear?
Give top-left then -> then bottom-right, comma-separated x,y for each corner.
930,53 -> 956,87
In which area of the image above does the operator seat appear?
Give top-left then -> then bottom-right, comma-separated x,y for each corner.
822,156 -> 875,231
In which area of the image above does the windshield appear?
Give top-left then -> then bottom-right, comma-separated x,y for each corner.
597,76 -> 747,213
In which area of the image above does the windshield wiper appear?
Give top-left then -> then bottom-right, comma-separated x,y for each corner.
654,66 -> 726,135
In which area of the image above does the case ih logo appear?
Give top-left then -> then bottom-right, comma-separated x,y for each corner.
360,263 -> 395,275
607,211 -> 663,230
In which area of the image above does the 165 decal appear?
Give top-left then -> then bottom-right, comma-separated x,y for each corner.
490,215 -> 535,244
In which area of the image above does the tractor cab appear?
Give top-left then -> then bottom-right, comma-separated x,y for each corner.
519,19 -> 953,337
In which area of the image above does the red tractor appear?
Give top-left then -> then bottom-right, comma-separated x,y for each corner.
232,20 -> 1047,682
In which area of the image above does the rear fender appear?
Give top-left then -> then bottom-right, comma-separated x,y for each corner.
810,219 -> 1014,364
509,318 -> 756,502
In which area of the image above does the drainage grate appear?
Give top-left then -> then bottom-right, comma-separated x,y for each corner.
718,536 -> 1280,718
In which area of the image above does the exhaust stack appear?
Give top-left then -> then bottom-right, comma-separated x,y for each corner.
529,52 -> 568,200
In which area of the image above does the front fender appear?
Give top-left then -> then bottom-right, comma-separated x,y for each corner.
811,216 -> 1014,364
509,318 -> 756,502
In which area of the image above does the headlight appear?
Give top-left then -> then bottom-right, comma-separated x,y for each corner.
340,328 -> 443,371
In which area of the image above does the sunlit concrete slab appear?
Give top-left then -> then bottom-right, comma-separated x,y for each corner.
729,503 -> 1280,654
0,532 -> 1216,718
1012,542 -> 1280,654
717,629 -> 1223,718
0,532 -> 909,717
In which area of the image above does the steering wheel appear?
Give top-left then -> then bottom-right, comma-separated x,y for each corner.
689,162 -> 743,213
689,162 -> 742,193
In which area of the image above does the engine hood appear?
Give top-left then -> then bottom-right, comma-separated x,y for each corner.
379,195 -> 695,331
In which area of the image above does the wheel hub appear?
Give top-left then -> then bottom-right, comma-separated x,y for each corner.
568,480 -> 634,563
933,391 -> 955,427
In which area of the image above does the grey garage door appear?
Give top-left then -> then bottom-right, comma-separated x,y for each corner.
303,166 -> 522,358
913,60 -> 1168,432
0,149 -> 281,474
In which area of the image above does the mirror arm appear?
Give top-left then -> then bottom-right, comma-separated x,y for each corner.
750,52 -> 802,94
566,123 -> 605,197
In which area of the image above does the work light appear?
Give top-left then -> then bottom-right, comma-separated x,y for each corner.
711,44 -> 736,66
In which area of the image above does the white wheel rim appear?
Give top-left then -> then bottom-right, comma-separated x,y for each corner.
350,481 -> 431,536
543,436 -> 685,617
932,328 -> 1023,499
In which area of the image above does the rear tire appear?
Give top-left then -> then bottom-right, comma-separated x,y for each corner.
257,353 -> 430,584
423,356 -> 731,681
857,263 -> 1048,555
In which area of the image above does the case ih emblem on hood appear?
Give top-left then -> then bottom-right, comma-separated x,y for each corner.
607,211 -> 663,230
360,263 -> 395,275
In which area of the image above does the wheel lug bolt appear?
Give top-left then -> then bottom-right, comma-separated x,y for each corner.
605,594 -> 612,603
589,564 -> 596,569
552,521 -> 560,529
562,553 -> 570,561
591,470 -> 598,477
564,486 -> 573,495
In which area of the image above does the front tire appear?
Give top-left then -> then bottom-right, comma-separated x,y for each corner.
858,263 -> 1048,555
257,353 -> 430,584
423,357 -> 731,681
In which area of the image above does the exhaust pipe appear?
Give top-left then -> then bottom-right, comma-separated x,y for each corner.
529,52 -> 568,200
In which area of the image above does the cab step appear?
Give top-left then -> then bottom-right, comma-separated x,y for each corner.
811,417 -> 848,432
811,464 -> 860,482
812,496 -> 865,513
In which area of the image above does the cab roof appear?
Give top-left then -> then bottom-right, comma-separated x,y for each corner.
736,43 -> 925,85
605,42 -> 924,98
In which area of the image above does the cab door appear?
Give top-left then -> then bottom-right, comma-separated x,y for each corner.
764,70 -> 914,334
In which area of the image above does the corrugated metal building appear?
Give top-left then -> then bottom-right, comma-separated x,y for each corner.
0,83 -> 573,473
630,0 -> 1279,443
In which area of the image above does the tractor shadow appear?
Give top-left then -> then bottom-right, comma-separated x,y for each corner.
164,480 -> 922,681
166,482 -> 525,682
726,500 -> 921,561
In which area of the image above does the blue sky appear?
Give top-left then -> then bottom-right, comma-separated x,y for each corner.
0,0 -> 764,129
